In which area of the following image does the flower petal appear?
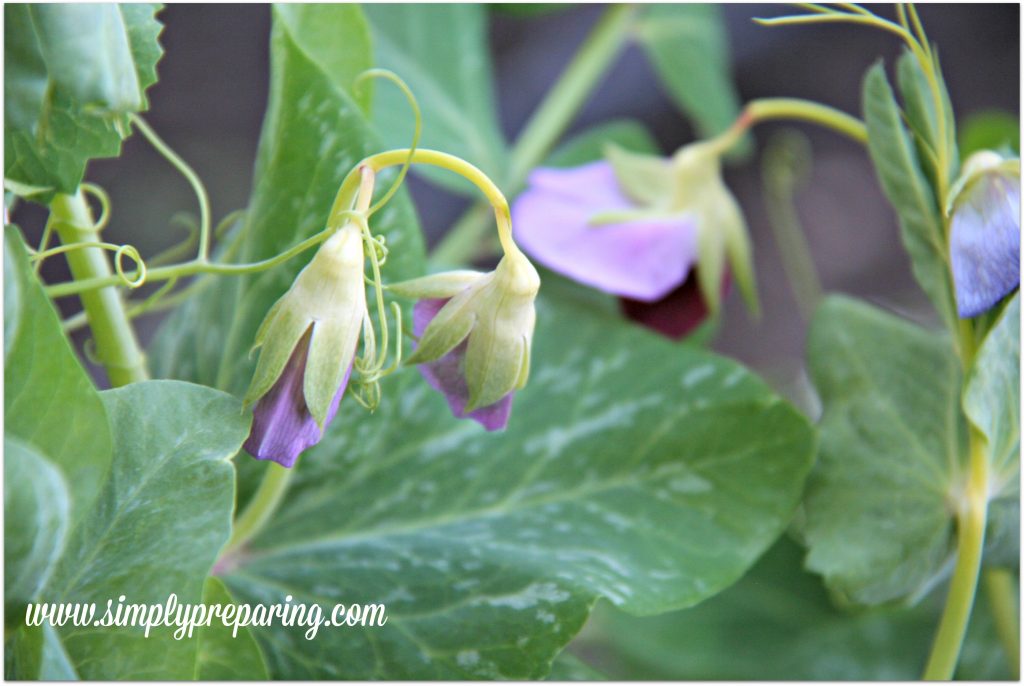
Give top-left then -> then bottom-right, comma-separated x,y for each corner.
244,332 -> 350,468
513,162 -> 697,301
621,269 -> 729,340
413,298 -> 513,431
951,173 -> 1021,318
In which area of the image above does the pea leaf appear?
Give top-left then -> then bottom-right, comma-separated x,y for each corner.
219,294 -> 814,679
863,62 -> 956,328
577,537 -> 1013,680
364,4 -> 508,194
195,577 -> 269,680
896,50 -> 958,193
4,437 -> 70,625
963,294 -> 1020,566
546,652 -> 606,680
803,295 -> 973,605
150,4 -> 425,395
4,4 -> 164,196
959,110 -> 1021,158
4,228 -> 112,522
635,5 -> 744,144
36,381 -> 249,680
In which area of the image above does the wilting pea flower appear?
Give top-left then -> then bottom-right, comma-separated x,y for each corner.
948,150 -> 1021,318
512,140 -> 758,329
389,251 -> 540,431
243,224 -> 366,467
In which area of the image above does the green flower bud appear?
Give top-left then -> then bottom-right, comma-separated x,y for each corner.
398,249 -> 540,413
245,224 -> 366,428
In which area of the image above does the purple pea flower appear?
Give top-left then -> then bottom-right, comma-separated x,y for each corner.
244,331 -> 353,467
413,298 -> 513,431
243,225 -> 367,467
513,161 -> 699,302
389,251 -> 540,432
512,142 -> 758,338
948,151 -> 1021,318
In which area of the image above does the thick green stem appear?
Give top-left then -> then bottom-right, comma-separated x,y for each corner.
923,427 -> 991,680
983,568 -> 1020,679
223,462 -> 293,555
432,3 -> 636,265
50,190 -> 148,387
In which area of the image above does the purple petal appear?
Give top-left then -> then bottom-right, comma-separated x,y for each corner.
951,173 -> 1020,318
512,161 -> 698,302
244,332 -> 351,468
620,270 -> 730,340
413,299 -> 513,431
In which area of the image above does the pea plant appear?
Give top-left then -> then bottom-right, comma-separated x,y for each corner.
4,3 -> 1018,681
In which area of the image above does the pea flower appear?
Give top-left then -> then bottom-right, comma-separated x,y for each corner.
948,150 -> 1021,318
511,140 -> 758,335
389,250 -> 540,431
243,224 -> 366,467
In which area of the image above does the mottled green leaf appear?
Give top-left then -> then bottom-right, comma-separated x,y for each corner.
546,651 -> 606,680
635,5 -> 743,144
4,437 -> 69,624
4,228 -> 112,521
220,294 -> 814,679
4,4 -> 164,195
964,294 -> 1020,566
38,381 -> 248,680
863,62 -> 956,328
195,577 -> 269,680
803,296 -> 969,605
365,4 -> 508,193
577,537 -> 1012,680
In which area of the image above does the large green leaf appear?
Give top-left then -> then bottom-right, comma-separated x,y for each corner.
4,229 -> 112,521
803,295 -> 970,605
575,537 -> 1013,680
219,294 -> 814,679
33,381 -> 248,680
4,4 -> 164,195
863,62 -> 956,328
963,294 -> 1020,565
4,437 -> 69,625
364,4 -> 508,194
635,5 -> 743,142
195,577 -> 269,680
150,4 -> 425,396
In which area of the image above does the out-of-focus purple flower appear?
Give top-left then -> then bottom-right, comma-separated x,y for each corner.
621,270 -> 731,340
244,331 -> 353,468
511,142 -> 758,339
512,161 -> 699,302
243,225 -> 367,467
948,151 -> 1021,318
413,298 -> 513,431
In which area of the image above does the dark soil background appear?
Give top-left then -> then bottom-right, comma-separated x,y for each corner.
12,3 -> 1020,393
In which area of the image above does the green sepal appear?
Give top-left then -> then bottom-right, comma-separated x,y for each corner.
696,219 -> 727,314
304,317 -> 361,428
404,287 -> 478,365
465,322 -> 528,412
243,304 -> 310,408
604,143 -> 674,208
386,270 -> 485,299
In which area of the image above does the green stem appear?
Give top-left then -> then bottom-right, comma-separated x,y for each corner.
923,427 -> 991,680
746,98 -> 868,145
223,462 -> 293,555
506,3 -> 635,186
50,190 -> 149,387
432,3 -> 636,265
983,568 -> 1020,679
